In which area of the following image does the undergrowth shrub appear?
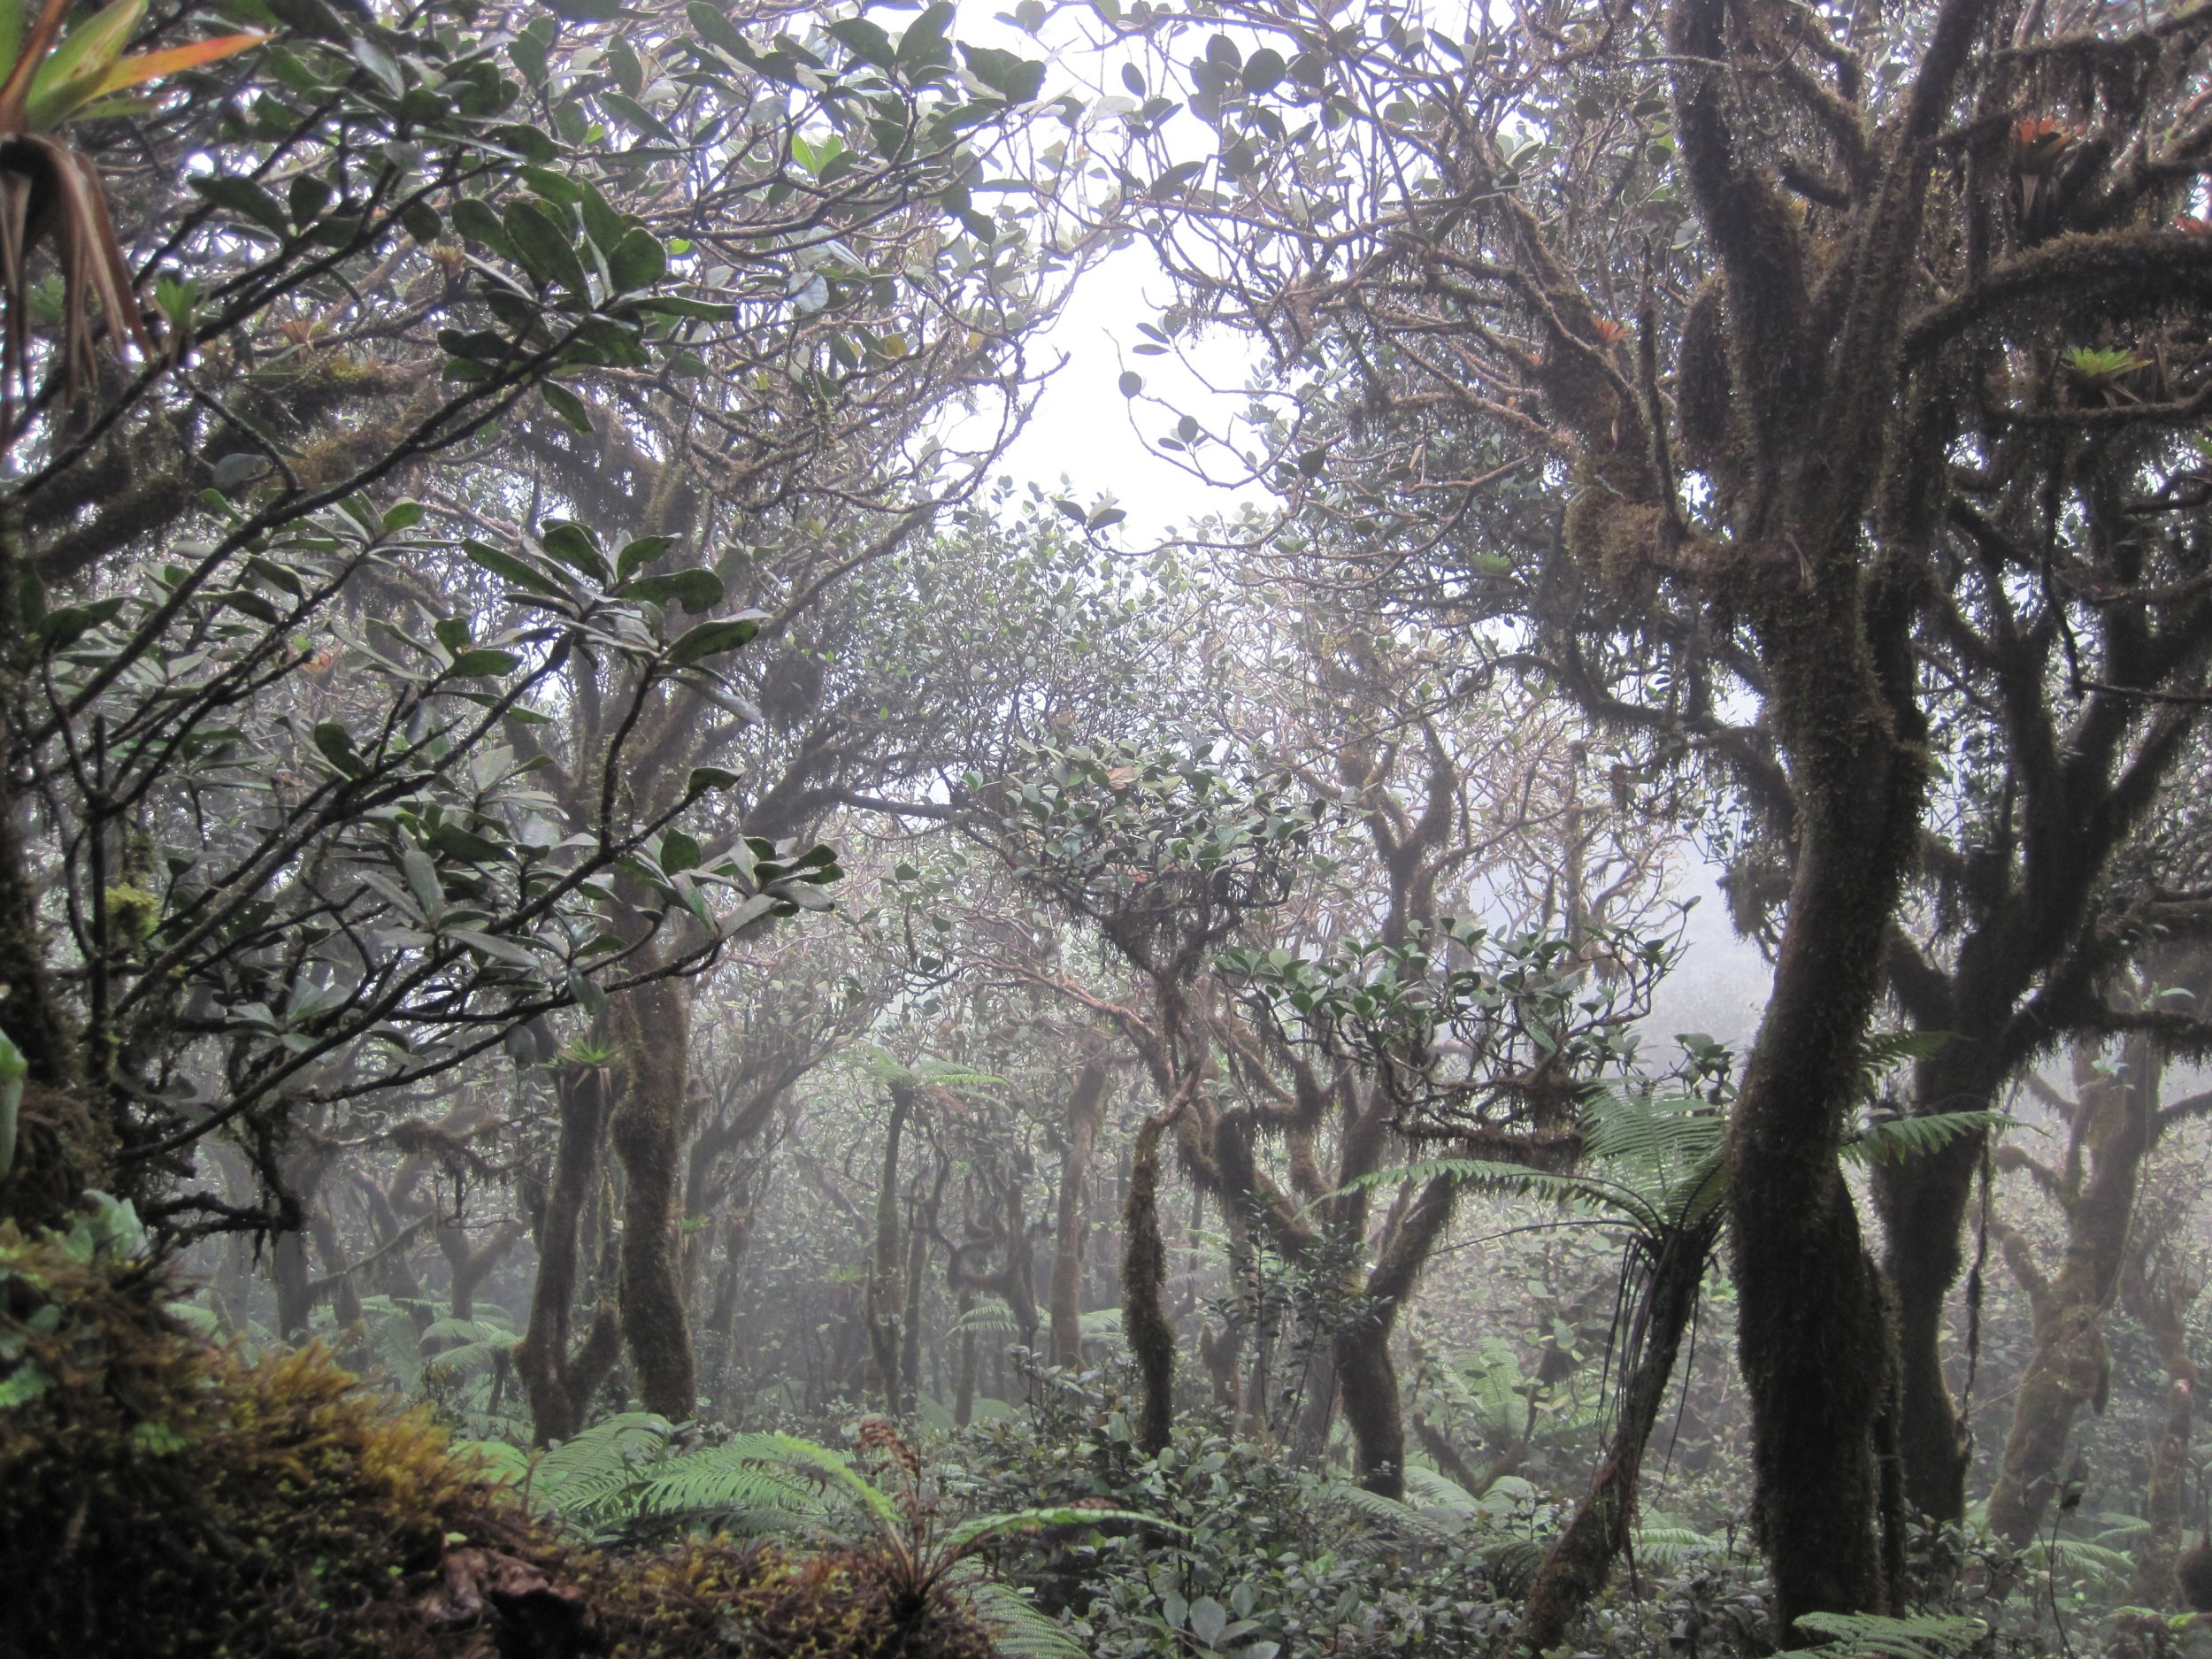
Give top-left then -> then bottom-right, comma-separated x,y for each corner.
0,1199 -> 1004,1659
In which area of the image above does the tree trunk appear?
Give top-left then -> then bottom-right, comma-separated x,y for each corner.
610,976 -> 698,1422
440,1217 -> 526,1322
1050,1060 -> 1109,1368
866,1082 -> 914,1413
1335,1173 -> 1456,1497
1871,1022 -> 2005,1524
954,1288 -> 977,1428
901,1155 -> 947,1417
1985,1048 -> 2159,1545
515,1062 -> 623,1445
1726,667 -> 1923,1631
1513,1221 -> 1716,1654
273,1225 -> 314,1341
1124,1112 -> 1176,1455
2127,1223 -> 2202,1605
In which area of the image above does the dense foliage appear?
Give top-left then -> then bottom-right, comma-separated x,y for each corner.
4,0 -> 2212,1655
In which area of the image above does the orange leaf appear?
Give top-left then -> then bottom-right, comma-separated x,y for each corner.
88,31 -> 265,97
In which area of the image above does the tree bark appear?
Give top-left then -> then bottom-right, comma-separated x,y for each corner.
1985,1045 -> 2161,1545
609,976 -> 699,1422
1050,1060 -> 1109,1368
515,1061 -> 623,1444
1124,1112 -> 1176,1455
439,1216 -> 526,1322
1725,626 -> 1924,1631
1872,1077 -> 1986,1524
1336,1173 -> 1457,1497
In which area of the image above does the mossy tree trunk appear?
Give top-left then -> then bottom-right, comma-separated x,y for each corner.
1050,1059 -> 1109,1369
1334,1172 -> 1457,1497
610,975 -> 699,1422
515,1060 -> 623,1445
1123,1111 -> 1177,1455
1871,1042 -> 1997,1525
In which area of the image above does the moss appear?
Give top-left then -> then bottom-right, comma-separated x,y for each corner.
101,884 -> 158,947
0,1085 -> 110,1233
1561,480 -> 1663,598
0,1228 -> 1002,1659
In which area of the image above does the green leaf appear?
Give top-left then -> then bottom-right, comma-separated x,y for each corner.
625,569 -> 721,611
605,227 -> 666,293
465,541 -> 571,599
1240,47 -> 1285,95
616,535 -> 674,580
449,196 -> 511,256
667,615 -> 761,665
38,597 -> 124,649
311,721 -> 365,776
401,841 -> 442,918
538,520 -> 609,582
449,648 -> 522,678
503,199 -> 588,294
429,820 -> 508,864
687,766 -> 741,793
687,1 -> 751,60
661,831 -> 701,874
190,173 -> 290,238
827,14 -> 895,65
539,380 -> 593,435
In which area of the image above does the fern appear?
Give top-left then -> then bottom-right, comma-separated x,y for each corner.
1323,1480 -> 1471,1543
954,1571 -> 1089,1659
1629,1519 -> 1724,1571
626,1444 -> 838,1535
1402,1465 -> 1480,1512
1077,1307 -> 1126,1345
1844,1109 -> 2012,1168
1786,1611 -> 1988,1659
947,1297 -> 1021,1338
530,1412 -> 678,1523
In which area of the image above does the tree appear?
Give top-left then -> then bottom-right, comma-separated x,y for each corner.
1091,0 -> 2212,1621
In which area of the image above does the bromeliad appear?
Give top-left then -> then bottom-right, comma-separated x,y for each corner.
0,0 -> 263,434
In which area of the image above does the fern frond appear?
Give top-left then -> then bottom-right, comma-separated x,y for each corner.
941,1505 -> 1159,1558
530,1413 -> 675,1520
1077,1308 -> 1127,1345
1844,1110 -> 2010,1168
953,1572 -> 1089,1659
1786,1610 -> 1987,1659
1403,1465 -> 1479,1513
1323,1480 -> 1471,1543
1631,1521 -> 1724,1570
947,1297 -> 1021,1337
627,1446 -> 836,1535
